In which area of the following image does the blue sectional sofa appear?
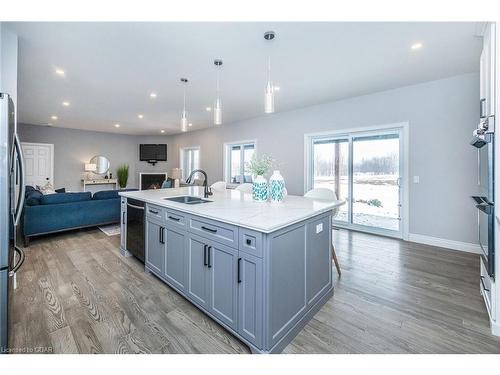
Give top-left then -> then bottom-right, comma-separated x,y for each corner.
22,186 -> 137,246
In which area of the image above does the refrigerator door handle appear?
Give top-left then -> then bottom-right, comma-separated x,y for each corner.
13,133 -> 26,226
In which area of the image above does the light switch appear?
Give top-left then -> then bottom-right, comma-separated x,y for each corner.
316,223 -> 323,234
413,176 -> 420,184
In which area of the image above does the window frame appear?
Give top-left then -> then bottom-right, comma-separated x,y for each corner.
179,146 -> 201,180
223,139 -> 257,185
304,122 -> 409,240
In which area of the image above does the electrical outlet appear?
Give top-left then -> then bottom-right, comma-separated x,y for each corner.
316,223 -> 323,234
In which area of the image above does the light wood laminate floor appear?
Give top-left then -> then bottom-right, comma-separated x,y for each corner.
9,228 -> 500,353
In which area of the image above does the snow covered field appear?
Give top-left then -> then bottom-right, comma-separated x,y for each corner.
314,174 -> 399,231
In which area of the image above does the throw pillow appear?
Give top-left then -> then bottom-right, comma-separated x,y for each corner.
37,181 -> 56,195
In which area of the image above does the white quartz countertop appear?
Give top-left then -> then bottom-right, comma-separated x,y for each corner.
120,187 -> 344,233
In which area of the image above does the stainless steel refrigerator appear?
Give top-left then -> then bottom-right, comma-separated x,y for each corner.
0,92 -> 26,352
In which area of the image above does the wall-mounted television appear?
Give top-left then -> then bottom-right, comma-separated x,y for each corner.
140,144 -> 167,165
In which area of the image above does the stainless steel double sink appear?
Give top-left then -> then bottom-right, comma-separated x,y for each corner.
163,196 -> 212,205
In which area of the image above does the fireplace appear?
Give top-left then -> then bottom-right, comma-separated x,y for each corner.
139,173 -> 167,190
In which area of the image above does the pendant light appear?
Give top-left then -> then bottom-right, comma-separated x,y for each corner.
180,78 -> 188,132
264,31 -> 276,114
214,59 -> 223,125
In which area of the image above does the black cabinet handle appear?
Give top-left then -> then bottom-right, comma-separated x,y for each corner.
168,216 -> 181,221
159,227 -> 165,244
201,226 -> 217,233
207,246 -> 212,268
203,245 -> 208,266
149,209 -> 159,214
237,258 -> 242,283
122,212 -> 126,224
245,238 -> 252,246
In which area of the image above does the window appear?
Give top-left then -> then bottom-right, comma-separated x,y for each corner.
180,147 -> 200,180
224,141 -> 256,184
305,124 -> 407,239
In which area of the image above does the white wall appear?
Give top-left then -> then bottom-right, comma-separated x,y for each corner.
17,124 -> 171,191
168,73 -> 479,245
0,23 -> 18,109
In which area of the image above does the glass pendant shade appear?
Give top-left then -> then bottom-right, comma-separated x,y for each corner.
181,110 -> 188,132
264,81 -> 275,114
214,98 -> 222,125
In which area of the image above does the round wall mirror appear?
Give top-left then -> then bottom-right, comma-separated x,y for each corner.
89,155 -> 110,175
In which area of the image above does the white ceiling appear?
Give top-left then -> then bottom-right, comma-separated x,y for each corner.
8,22 -> 482,135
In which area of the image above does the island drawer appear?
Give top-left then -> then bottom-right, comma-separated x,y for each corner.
165,209 -> 187,231
239,229 -> 263,258
188,216 -> 238,248
146,203 -> 164,221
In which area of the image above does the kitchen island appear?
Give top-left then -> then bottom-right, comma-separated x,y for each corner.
119,186 -> 343,353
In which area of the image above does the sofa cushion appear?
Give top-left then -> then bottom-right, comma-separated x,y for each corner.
92,190 -> 119,200
93,188 -> 139,200
25,189 -> 44,206
40,192 -> 92,205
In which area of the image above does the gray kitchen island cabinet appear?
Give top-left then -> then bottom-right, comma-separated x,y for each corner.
121,187 -> 343,354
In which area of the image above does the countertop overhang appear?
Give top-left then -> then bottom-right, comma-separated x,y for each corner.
120,187 -> 344,233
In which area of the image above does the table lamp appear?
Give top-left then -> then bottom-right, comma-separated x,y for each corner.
171,168 -> 182,188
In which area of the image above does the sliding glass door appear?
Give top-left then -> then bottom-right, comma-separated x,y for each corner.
309,127 -> 404,238
312,138 -> 349,222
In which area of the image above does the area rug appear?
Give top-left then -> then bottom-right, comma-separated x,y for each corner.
98,224 -> 121,236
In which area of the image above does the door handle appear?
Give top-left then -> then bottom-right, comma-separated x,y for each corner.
237,258 -> 242,283
122,211 -> 126,224
159,227 -> 165,244
13,133 -> 26,226
480,98 -> 486,119
207,246 -> 212,268
203,244 -> 208,266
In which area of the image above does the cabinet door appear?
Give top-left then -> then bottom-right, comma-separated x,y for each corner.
120,198 -> 127,251
207,243 -> 238,330
145,219 -> 165,276
187,235 -> 209,309
165,227 -> 187,292
238,252 -> 263,348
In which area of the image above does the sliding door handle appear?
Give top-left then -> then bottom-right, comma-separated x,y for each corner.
203,244 -> 208,266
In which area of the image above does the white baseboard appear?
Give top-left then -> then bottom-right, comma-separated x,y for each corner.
408,233 -> 482,254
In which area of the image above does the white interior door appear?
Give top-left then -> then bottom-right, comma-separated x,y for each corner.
21,142 -> 54,188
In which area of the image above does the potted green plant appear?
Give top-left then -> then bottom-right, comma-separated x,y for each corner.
117,164 -> 129,189
245,154 -> 273,202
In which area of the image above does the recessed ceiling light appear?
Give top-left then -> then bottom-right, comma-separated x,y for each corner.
51,115 -> 58,120
150,92 -> 157,99
55,68 -> 65,76
114,123 -> 120,128
62,101 -> 70,107
411,42 -> 423,50
188,123 -> 192,127
205,107 -> 212,112
138,114 -> 144,119
160,130 -> 165,133
274,86 -> 280,92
